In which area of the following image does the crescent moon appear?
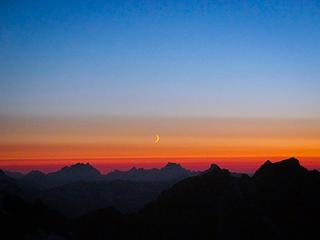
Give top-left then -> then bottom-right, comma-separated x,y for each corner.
155,135 -> 160,143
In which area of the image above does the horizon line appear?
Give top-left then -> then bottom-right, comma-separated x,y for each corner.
1,156 -> 319,174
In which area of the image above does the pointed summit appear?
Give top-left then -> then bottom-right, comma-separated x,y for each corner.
203,163 -> 229,176
45,163 -> 102,186
163,162 -> 183,170
208,164 -> 221,172
254,160 -> 273,175
58,163 -> 101,176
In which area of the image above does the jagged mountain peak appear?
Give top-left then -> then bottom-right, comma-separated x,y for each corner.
208,163 -> 221,171
105,162 -> 195,182
162,162 -> 183,170
58,162 -> 101,175
274,157 -> 300,167
254,157 -> 306,179
62,162 -> 93,169
202,163 -> 230,176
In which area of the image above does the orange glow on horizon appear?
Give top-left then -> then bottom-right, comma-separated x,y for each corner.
1,116 -> 320,172
0,157 -> 319,174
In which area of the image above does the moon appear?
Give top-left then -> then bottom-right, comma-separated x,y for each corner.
155,135 -> 160,143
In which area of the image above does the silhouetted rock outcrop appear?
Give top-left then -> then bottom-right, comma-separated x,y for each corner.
133,158 -> 320,240
254,157 -> 307,179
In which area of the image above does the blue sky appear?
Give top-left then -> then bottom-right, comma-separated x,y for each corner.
1,0 -> 320,118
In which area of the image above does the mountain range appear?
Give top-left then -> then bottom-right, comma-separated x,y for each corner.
1,157 -> 319,240
1,162 -> 198,216
5,162 -> 197,188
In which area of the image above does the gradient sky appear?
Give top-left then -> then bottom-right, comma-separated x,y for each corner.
1,1 -> 320,172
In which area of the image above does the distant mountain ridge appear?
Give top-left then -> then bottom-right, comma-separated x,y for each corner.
105,162 -> 198,182
1,157 -> 320,239
46,162 -> 101,186
4,162 -> 199,189
0,162 -> 200,216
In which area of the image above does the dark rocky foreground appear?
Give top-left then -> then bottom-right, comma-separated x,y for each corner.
1,157 -> 320,240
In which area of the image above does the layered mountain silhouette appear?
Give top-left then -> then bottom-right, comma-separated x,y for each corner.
1,158 -> 319,240
0,162 -> 197,217
47,163 -> 101,182
134,157 -> 320,240
12,162 -> 196,188
20,163 -> 101,189
105,162 -> 197,181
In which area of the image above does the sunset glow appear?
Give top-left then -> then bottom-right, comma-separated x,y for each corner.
1,1 -> 320,173
1,116 -> 319,172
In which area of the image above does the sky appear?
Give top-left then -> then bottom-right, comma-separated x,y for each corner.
1,0 -> 320,172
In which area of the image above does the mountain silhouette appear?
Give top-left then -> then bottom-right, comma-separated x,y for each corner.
18,163 -> 102,189
38,162 -> 196,216
46,163 -> 102,186
1,162 -> 197,217
105,162 -> 197,182
52,163 -> 101,177
11,162 -> 195,190
1,158 -> 320,240
20,170 -> 48,189
134,158 -> 320,240
253,157 -> 308,179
